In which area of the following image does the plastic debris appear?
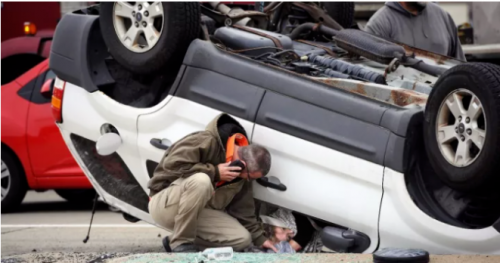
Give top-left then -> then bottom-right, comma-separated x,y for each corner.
202,247 -> 233,261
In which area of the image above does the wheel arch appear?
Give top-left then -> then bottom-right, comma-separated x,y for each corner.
1,142 -> 34,189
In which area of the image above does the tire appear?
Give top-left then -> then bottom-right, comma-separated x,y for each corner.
424,63 -> 500,191
55,189 -> 96,204
99,2 -> 200,75
321,2 -> 354,29
1,149 -> 28,213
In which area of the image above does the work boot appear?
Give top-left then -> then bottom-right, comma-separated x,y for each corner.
162,236 -> 199,253
162,236 -> 172,252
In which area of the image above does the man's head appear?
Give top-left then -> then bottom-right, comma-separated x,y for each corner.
400,2 -> 427,14
235,144 -> 271,180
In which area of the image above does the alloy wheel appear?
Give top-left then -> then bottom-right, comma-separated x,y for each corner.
113,2 -> 164,53
435,89 -> 487,167
1,160 -> 11,201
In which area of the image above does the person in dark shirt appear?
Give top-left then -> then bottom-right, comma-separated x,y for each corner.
365,2 -> 466,60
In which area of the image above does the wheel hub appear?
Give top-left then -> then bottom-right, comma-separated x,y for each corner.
457,123 -> 465,134
436,89 -> 487,169
135,12 -> 143,22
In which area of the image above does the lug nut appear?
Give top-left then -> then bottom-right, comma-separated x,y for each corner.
135,22 -> 139,27
144,11 -> 149,17
461,136 -> 465,141
458,116 -> 462,122
142,21 -> 147,27
132,11 -> 136,16
467,129 -> 472,135
466,117 -> 470,123
455,127 -> 459,133
138,4 -> 142,10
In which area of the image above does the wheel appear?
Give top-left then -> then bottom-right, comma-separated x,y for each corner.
321,2 -> 354,29
55,189 -> 96,204
1,150 -> 28,213
99,2 -> 201,75
424,63 -> 500,191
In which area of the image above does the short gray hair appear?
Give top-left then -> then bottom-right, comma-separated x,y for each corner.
238,145 -> 271,176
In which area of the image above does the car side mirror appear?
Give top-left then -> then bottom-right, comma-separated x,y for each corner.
96,133 -> 122,156
41,78 -> 54,98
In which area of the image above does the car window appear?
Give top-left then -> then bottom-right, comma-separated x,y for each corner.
44,70 -> 57,85
25,69 -> 56,105
1,54 -> 45,85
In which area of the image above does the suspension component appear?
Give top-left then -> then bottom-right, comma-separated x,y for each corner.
309,54 -> 386,84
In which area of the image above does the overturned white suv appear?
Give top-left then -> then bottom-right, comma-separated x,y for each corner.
49,2 -> 500,254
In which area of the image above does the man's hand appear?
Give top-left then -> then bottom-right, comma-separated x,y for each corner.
262,239 -> 278,253
217,162 -> 242,182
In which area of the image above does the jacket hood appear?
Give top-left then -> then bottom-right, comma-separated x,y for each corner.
206,113 -> 247,151
385,2 -> 425,17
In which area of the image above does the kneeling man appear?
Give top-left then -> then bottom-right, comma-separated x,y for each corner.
148,113 -> 276,253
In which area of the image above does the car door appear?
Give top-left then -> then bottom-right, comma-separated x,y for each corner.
25,62 -> 85,183
136,66 -> 265,223
56,80 -> 149,221
251,91 -> 386,253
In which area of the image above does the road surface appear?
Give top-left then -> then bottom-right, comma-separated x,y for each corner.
2,192 -> 499,263
1,191 -> 170,257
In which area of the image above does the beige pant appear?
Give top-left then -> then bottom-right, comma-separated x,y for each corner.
148,173 -> 252,251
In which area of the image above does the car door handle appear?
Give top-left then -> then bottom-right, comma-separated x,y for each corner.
257,176 -> 287,191
150,138 -> 169,150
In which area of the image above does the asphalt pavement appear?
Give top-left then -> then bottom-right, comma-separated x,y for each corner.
1,191 -> 170,258
3,192 -> 500,263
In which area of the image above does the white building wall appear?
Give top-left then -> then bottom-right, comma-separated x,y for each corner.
60,2 -> 91,16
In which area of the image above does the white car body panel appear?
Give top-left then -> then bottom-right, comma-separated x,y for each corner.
57,81 -> 500,255
252,125 -> 383,253
58,83 -> 384,251
380,168 -> 500,254
59,82 -> 154,223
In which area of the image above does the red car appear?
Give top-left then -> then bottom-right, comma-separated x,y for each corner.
1,30 -> 93,212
